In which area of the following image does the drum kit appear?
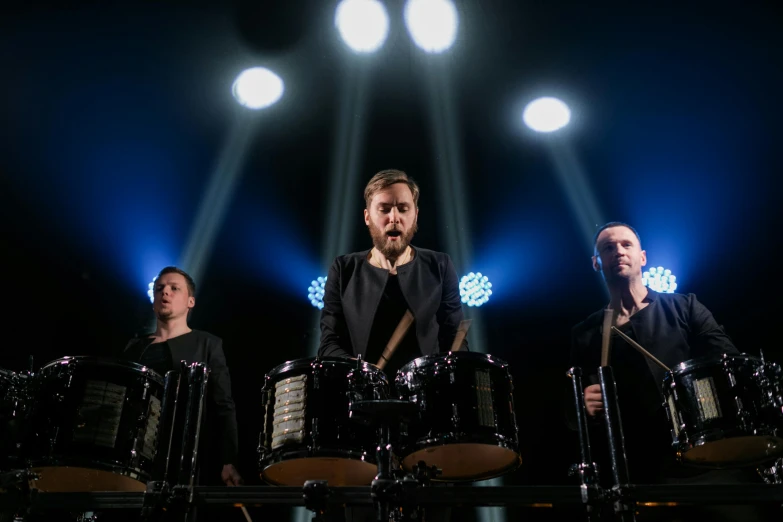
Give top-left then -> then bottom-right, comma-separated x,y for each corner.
257,351 -> 522,487
2,345 -> 783,522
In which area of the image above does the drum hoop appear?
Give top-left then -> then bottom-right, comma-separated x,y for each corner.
39,356 -> 165,385
259,446 -> 376,467
397,351 -> 509,374
29,457 -> 151,480
669,353 -> 761,377
266,356 -> 384,380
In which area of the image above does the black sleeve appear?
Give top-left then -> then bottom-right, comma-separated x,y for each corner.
207,339 -> 239,466
687,294 -> 740,357
318,258 -> 353,357
436,255 -> 468,352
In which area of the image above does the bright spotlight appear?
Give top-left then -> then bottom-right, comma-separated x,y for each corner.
232,67 -> 284,110
335,0 -> 389,53
459,272 -> 492,307
147,277 -> 157,303
404,0 -> 458,54
643,266 -> 678,294
523,97 -> 571,133
308,276 -> 327,310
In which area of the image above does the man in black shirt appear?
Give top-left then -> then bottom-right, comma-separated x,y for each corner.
319,169 -> 466,522
569,222 -> 773,521
319,168 -> 467,373
124,266 -> 242,487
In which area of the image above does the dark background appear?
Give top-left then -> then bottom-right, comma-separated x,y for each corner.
1,1 -> 781,521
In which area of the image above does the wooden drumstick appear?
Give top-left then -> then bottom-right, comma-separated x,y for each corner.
240,506 -> 253,522
376,309 -> 415,370
610,326 -> 671,372
450,319 -> 472,352
600,307 -> 613,367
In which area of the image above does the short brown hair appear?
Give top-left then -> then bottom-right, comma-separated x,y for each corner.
156,266 -> 196,297
363,169 -> 420,209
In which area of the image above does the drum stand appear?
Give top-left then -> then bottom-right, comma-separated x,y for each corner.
569,366 -> 637,522
348,399 -> 436,522
567,367 -> 601,522
597,366 -> 635,522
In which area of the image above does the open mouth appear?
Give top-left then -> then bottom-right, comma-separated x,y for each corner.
386,230 -> 402,238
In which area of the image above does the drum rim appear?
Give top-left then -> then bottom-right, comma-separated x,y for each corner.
39,356 -> 165,384
666,353 -> 761,378
28,456 -> 153,481
265,356 -> 384,379
397,351 -> 509,374
259,446 -> 378,468
399,434 -> 521,481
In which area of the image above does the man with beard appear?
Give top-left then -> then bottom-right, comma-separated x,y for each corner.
123,266 -> 242,488
319,168 -> 468,377
568,222 -> 774,522
319,169 -> 463,522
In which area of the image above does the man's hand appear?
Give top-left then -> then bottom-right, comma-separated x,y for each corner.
584,384 -> 604,417
222,464 -> 243,486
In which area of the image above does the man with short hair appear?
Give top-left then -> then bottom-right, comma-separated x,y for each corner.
569,222 -> 772,521
124,266 -> 242,487
319,168 -> 467,376
319,169 -> 465,522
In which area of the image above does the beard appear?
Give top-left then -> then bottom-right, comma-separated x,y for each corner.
369,221 -> 417,260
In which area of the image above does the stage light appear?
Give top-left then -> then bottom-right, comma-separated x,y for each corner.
335,0 -> 389,53
308,276 -> 327,310
404,0 -> 458,54
643,266 -> 678,294
147,277 -> 157,303
459,272 -> 492,307
232,67 -> 284,109
522,97 -> 571,133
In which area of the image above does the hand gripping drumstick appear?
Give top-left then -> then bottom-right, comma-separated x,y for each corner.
449,319 -> 472,352
610,326 -> 670,372
600,307 -> 613,367
376,309 -> 415,370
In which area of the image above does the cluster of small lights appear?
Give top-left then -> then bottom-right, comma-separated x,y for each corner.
643,266 -> 677,293
459,272 -> 492,307
147,277 -> 157,303
308,277 -> 327,310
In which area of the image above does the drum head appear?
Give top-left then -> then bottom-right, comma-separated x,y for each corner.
261,457 -> 377,486
401,443 -> 521,482
29,466 -> 147,492
683,436 -> 783,468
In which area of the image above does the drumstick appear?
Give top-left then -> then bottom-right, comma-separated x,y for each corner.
600,307 -> 613,367
377,309 -> 415,370
239,506 -> 253,522
610,326 -> 670,372
450,319 -> 472,352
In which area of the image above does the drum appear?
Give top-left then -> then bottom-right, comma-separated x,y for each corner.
0,368 -> 30,471
25,357 -> 170,492
395,351 -> 522,482
258,357 -> 389,486
662,353 -> 783,468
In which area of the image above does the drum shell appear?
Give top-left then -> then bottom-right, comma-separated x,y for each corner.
395,351 -> 521,481
662,353 -> 783,468
25,357 -> 168,490
258,357 -> 389,486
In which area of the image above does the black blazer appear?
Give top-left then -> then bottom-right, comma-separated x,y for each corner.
124,329 -> 239,467
319,246 -> 468,358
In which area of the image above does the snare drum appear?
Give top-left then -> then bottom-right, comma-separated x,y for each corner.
26,357 -> 169,492
258,357 -> 389,486
395,352 -> 522,481
662,353 -> 783,468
